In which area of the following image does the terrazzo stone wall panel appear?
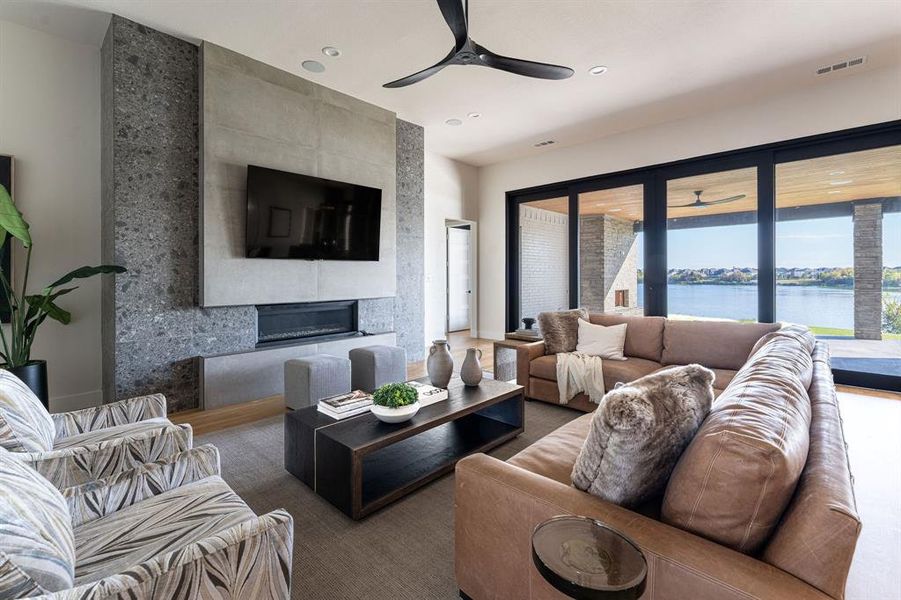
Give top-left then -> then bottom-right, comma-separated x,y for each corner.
102,20 -> 425,411
395,120 -> 426,361
101,16 -> 256,411
200,42 -> 397,307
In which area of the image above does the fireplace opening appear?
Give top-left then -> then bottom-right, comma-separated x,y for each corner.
256,300 -> 359,347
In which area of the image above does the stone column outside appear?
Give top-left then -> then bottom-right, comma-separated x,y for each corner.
853,202 -> 883,340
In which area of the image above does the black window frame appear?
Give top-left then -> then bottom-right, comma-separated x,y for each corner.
505,119 -> 901,390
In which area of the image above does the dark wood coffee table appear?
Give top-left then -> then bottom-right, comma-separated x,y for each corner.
284,377 -> 524,519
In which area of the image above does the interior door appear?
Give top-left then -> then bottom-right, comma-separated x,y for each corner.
447,226 -> 471,332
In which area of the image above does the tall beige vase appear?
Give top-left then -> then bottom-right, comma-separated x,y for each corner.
460,348 -> 483,386
427,340 -> 454,388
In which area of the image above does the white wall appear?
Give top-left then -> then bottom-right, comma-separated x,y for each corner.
424,151 -> 478,344
0,20 -> 102,411
478,65 -> 901,339
519,205 -> 569,321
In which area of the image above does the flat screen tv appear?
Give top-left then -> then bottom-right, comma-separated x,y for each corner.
246,165 -> 382,260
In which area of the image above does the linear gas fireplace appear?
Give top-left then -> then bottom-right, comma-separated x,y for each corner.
256,300 -> 359,347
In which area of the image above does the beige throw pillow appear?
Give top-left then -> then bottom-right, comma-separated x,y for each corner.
571,365 -> 714,507
576,319 -> 627,360
538,308 -> 588,354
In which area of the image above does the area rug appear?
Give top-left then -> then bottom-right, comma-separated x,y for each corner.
198,399 -> 578,600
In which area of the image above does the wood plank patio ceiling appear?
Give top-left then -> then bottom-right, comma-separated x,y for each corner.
525,145 -> 901,222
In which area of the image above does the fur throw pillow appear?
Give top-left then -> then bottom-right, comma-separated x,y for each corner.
571,364 -> 714,507
538,308 -> 588,354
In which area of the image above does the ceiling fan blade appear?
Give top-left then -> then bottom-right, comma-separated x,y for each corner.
437,0 -> 468,50
383,47 -> 457,88
668,201 -> 704,208
704,194 -> 747,205
474,43 -> 574,80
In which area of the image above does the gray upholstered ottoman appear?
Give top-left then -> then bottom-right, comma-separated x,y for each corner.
349,345 -> 407,393
284,354 -> 351,410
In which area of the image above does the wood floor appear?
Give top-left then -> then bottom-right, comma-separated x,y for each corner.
172,330 -> 496,436
170,331 -> 901,435
172,334 -> 897,436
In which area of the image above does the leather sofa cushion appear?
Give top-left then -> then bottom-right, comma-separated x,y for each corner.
530,355 -> 661,388
762,342 -> 861,600
508,412 -> 593,485
662,320 -> 780,370
588,313 -> 666,362
661,331 -> 814,554
655,366 -> 736,392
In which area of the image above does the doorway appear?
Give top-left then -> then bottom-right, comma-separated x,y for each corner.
446,220 -> 477,335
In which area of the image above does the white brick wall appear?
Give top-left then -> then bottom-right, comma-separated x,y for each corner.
520,205 -> 569,321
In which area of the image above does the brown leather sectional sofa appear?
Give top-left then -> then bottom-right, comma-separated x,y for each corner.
455,315 -> 860,600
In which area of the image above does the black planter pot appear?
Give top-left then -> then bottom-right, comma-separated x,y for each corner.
9,360 -> 49,409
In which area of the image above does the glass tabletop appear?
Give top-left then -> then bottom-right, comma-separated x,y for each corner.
532,516 -> 647,599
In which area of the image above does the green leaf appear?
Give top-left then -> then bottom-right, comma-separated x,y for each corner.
25,288 -> 77,325
0,184 -> 31,247
38,300 -> 70,324
45,264 -> 126,292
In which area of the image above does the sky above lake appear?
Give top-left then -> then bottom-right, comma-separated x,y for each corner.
638,213 -> 900,269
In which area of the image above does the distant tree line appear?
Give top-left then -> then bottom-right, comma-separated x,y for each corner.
636,267 -> 901,288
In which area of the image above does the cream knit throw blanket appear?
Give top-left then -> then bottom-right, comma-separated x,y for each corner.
555,352 -> 606,405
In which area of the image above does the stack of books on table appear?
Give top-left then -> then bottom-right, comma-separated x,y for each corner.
317,390 -> 373,420
408,381 -> 448,407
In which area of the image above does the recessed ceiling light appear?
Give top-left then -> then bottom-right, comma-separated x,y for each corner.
608,208 -> 622,212
302,60 -> 325,73
829,170 -> 845,176
321,46 -> 341,58
829,179 -> 853,185
445,118 -> 463,126
467,112 -> 481,119
827,190 -> 845,194
588,65 -> 608,75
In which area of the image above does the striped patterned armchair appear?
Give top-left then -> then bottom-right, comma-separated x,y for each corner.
0,370 -> 192,488
0,445 -> 293,599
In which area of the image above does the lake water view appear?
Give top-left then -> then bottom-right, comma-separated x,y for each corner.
636,283 -> 901,330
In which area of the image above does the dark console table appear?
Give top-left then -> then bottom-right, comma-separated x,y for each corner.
285,377 -> 524,519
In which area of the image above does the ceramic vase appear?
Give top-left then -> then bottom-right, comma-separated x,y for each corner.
427,340 -> 454,388
460,348 -> 483,387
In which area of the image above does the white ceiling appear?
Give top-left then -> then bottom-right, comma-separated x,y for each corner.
2,0 -> 900,166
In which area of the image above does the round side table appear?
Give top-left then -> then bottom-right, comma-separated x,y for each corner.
531,515 -> 647,600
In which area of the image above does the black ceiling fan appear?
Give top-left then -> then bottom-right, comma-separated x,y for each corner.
383,0 -> 574,88
670,190 -> 747,208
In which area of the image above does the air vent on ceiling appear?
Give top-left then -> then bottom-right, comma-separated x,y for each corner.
816,56 -> 866,76
533,140 -> 556,147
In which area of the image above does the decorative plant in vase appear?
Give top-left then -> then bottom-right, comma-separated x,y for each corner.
0,183 -> 125,407
370,382 -> 420,424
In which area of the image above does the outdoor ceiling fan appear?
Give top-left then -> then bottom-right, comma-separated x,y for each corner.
670,190 -> 747,209
383,0 -> 574,88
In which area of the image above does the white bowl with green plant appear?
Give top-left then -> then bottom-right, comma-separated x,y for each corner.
370,382 -> 420,423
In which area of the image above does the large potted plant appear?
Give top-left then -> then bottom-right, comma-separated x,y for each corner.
0,183 -> 125,407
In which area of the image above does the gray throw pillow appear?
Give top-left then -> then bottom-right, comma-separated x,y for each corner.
538,308 -> 588,354
571,364 -> 714,507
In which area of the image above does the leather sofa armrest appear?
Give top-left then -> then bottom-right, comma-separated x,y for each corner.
454,454 -> 830,600
516,341 -> 546,398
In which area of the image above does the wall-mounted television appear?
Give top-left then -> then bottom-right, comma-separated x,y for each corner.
246,165 -> 382,261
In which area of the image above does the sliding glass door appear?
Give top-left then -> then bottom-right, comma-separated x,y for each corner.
665,167 -> 759,321
775,145 -> 901,382
517,196 -> 571,325
577,184 -> 645,314
505,121 -> 901,388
